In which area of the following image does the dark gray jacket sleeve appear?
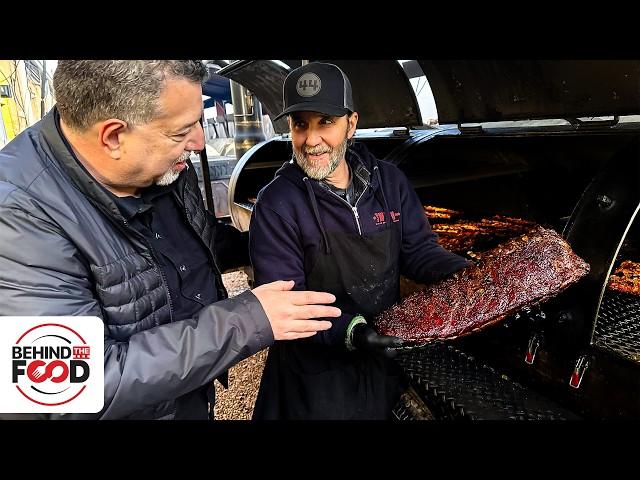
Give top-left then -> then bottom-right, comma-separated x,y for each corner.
0,203 -> 274,420
102,291 -> 272,419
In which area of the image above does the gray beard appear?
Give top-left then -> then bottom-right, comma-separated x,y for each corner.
294,137 -> 348,180
155,169 -> 181,186
155,150 -> 191,186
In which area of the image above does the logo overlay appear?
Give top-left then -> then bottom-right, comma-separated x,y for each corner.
0,317 -> 103,413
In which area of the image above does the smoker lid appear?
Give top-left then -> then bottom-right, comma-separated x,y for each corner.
218,60 -> 422,134
419,60 -> 640,124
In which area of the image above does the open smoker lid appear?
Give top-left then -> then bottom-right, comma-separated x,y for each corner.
218,60 -> 422,134
419,60 -> 640,124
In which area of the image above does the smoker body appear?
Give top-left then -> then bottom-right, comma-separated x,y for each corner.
219,60 -> 640,419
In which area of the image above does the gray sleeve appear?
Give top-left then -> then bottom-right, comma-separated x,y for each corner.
101,290 -> 272,419
0,203 -> 274,420
0,204 -> 102,317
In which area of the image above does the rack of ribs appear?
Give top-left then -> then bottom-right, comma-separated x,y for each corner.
608,260 -> 640,296
423,205 -> 464,220
426,209 -> 539,256
375,227 -> 590,343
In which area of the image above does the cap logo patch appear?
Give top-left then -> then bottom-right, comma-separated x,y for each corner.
296,73 -> 321,97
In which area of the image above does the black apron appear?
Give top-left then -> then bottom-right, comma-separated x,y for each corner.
253,224 -> 404,420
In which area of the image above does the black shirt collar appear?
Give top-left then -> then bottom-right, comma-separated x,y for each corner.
324,161 -> 352,195
320,152 -> 369,206
103,182 -> 176,221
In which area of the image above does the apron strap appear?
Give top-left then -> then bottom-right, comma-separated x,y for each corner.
303,177 -> 332,254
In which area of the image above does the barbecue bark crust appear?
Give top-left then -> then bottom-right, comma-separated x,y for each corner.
608,260 -> 640,296
375,227 -> 590,343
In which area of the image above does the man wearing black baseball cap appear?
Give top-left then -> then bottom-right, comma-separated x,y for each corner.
250,62 -> 470,419
273,62 -> 355,121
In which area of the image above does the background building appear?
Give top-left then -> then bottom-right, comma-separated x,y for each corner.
0,60 -> 55,148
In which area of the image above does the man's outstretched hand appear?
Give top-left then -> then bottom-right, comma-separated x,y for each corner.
252,280 -> 341,340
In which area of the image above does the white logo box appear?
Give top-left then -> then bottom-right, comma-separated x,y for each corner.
0,317 -> 104,413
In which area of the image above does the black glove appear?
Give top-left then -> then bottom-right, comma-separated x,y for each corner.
351,323 -> 404,359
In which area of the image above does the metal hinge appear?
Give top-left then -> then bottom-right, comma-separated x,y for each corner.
458,123 -> 483,134
569,354 -> 590,389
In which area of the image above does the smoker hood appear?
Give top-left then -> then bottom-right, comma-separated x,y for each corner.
419,60 -> 640,124
218,59 -> 422,133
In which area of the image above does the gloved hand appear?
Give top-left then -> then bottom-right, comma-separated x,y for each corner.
351,323 -> 404,358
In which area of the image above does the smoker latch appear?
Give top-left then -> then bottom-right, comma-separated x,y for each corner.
569,354 -> 590,389
566,116 -> 619,128
519,307 -> 545,364
525,333 -> 541,365
392,127 -> 410,137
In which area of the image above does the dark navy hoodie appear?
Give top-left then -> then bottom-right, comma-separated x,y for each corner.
249,142 -> 469,347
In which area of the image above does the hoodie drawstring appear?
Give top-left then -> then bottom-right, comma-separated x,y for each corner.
373,165 -> 392,230
303,177 -> 332,254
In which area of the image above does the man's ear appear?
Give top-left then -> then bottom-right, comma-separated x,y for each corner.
347,112 -> 359,139
98,119 -> 127,159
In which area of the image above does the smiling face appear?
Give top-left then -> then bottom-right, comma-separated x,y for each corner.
116,77 -> 205,188
289,110 -> 358,180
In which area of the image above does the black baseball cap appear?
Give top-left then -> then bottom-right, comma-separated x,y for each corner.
273,62 -> 355,121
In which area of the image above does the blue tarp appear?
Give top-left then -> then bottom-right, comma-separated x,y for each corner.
202,73 -> 232,108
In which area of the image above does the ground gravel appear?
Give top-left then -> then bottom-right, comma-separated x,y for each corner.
214,270 -> 267,420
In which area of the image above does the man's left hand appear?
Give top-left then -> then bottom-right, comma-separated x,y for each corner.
352,323 -> 404,358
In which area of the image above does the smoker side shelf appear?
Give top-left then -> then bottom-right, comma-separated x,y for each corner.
393,342 -> 581,420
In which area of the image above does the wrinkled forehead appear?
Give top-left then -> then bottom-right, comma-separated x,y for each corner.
154,78 -> 203,125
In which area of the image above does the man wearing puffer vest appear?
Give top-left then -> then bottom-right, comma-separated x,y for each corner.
0,60 -> 341,420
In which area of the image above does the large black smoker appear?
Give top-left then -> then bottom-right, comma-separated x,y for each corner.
205,60 -> 640,419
